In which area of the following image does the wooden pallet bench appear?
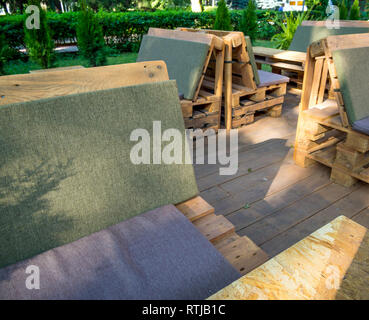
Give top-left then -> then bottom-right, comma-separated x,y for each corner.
222,73 -> 287,128
176,196 -> 269,276
294,33 -> 369,187
254,46 -> 305,89
209,215 -> 369,300
254,20 -> 369,92
178,28 -> 289,130
145,28 -> 225,132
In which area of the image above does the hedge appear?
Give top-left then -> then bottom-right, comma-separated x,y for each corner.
0,10 -> 285,53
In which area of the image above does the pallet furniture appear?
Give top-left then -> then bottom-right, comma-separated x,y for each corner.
294,33 -> 369,187
138,28 -> 225,131
176,196 -> 269,275
178,28 -> 289,130
254,20 -> 369,90
209,215 -> 369,300
253,47 -> 305,89
0,62 -> 267,278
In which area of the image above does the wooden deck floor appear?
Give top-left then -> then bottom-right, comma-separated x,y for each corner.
194,92 -> 369,259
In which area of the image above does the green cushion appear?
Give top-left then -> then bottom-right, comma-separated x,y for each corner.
244,36 -> 260,86
289,26 -> 369,52
0,81 -> 199,268
332,46 -> 369,124
137,35 -> 210,100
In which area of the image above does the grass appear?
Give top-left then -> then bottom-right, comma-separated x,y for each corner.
4,52 -> 138,75
253,39 -> 278,48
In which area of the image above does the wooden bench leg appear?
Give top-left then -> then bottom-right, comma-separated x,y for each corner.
267,104 -> 282,118
331,168 -> 358,187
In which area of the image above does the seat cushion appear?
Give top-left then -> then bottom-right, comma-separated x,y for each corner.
332,46 -> 369,125
258,70 -> 289,88
137,35 -> 210,100
0,205 -> 240,300
0,81 -> 198,269
353,116 -> 369,136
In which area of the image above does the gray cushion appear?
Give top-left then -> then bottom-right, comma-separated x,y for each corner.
0,81 -> 198,269
353,116 -> 369,135
258,70 -> 289,88
137,35 -> 210,100
289,26 -> 369,52
0,205 -> 240,300
332,46 -> 369,124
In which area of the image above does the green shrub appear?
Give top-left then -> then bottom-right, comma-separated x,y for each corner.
24,0 -> 54,69
0,34 -> 10,75
349,0 -> 360,20
214,0 -> 232,31
0,9 -> 287,54
239,0 -> 258,43
77,0 -> 107,67
338,0 -> 349,19
272,10 -> 310,50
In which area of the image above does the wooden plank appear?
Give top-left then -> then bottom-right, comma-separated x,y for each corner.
209,216 -> 368,300
29,65 -> 85,73
0,61 -> 169,106
261,184 -> 369,257
325,33 -> 369,53
216,236 -> 269,275
175,196 -> 214,222
302,20 -> 369,27
238,182 -> 357,246
256,60 -> 304,73
193,214 -> 235,243
227,168 -> 331,233
303,101 -> 339,121
148,27 -> 224,51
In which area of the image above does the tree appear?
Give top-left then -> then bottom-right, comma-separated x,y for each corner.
24,0 -> 55,69
338,0 -> 349,19
214,0 -> 232,31
77,0 -> 107,67
349,0 -> 361,19
0,34 -> 10,75
239,0 -> 257,43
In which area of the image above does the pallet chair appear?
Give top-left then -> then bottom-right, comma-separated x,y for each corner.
254,20 -> 369,89
136,28 -> 225,131
209,215 -> 369,300
294,33 -> 369,187
0,62 -> 268,299
178,28 -> 290,130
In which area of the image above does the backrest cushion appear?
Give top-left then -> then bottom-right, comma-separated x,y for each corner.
0,80 -> 198,268
332,46 -> 369,124
137,35 -> 210,100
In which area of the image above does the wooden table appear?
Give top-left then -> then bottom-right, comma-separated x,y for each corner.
254,46 -> 306,89
209,215 -> 369,300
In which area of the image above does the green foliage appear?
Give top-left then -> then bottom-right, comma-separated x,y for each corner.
0,9 -> 287,54
214,0 -> 232,31
77,0 -> 107,67
239,0 -> 257,43
272,10 -> 310,50
338,0 -> 349,19
24,0 -> 54,69
0,33 -> 11,75
349,0 -> 361,20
